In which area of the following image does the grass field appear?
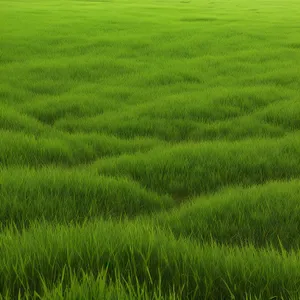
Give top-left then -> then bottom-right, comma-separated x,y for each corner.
1,0 -> 300,298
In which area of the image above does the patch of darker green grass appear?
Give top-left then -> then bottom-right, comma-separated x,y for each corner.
285,43 -> 300,49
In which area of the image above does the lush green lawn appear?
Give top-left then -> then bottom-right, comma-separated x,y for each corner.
1,0 -> 300,298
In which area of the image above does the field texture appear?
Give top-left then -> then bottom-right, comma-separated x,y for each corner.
1,0 -> 300,298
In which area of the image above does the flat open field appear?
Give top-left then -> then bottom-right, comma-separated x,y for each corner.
1,0 -> 300,298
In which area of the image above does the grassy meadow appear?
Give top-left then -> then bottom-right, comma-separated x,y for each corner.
1,0 -> 300,298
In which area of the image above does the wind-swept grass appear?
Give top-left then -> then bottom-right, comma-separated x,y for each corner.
1,221 -> 300,300
1,0 -> 300,298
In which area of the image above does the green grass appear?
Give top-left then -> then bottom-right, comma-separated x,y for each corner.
1,0 -> 300,298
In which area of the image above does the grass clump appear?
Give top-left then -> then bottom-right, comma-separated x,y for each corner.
94,132 -> 300,198
144,180 -> 300,251
0,129 -> 164,167
0,167 -> 174,228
